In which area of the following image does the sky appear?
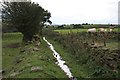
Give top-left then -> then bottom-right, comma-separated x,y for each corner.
1,0 -> 119,24
32,0 -> 119,25
119,1 -> 120,24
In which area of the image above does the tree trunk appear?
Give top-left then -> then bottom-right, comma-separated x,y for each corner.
39,29 -> 42,36
22,34 -> 33,44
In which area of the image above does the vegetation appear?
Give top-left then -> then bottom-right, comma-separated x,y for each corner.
54,28 -> 119,34
2,33 -> 69,79
2,2 -> 51,42
2,28 -> 120,79
51,24 -> 118,30
43,29 -> 120,78
55,29 -> 87,34
1,0 -> 119,79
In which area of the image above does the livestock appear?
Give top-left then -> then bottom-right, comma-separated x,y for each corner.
87,28 -> 96,33
99,28 -> 107,32
109,26 -> 114,32
109,29 -> 113,32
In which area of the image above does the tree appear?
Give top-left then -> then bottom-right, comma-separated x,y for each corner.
39,10 -> 52,35
2,1 -> 51,42
57,25 -> 64,29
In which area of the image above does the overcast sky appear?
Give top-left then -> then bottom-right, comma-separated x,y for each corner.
2,0 -> 119,24
33,0 -> 119,25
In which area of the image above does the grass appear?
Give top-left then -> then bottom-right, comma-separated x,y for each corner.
43,29 -> 119,78
54,28 -> 120,34
2,31 -> 119,79
2,32 -> 23,46
2,33 -> 69,79
46,38 -> 94,78
106,41 -> 119,50
54,28 -> 119,50
54,29 -> 87,34
45,36 -> 119,79
91,40 -> 119,50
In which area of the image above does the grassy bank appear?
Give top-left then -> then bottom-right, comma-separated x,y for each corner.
46,38 -> 92,78
2,30 -> 119,79
2,33 -> 69,79
43,29 -> 119,78
45,37 -> 119,79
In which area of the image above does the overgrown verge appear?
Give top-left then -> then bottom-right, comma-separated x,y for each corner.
43,29 -> 120,78
2,33 -> 69,79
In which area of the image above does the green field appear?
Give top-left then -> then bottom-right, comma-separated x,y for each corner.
54,28 -> 119,34
54,29 -> 87,34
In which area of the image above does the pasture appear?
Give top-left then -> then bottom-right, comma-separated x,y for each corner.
54,28 -> 119,34
54,29 -> 87,33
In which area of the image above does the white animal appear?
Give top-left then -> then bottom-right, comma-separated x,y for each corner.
87,28 -> 96,33
99,28 -> 107,32
104,29 -> 107,32
110,29 -> 113,32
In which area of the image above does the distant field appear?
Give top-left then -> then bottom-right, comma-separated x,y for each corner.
54,29 -> 87,34
54,28 -> 119,34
